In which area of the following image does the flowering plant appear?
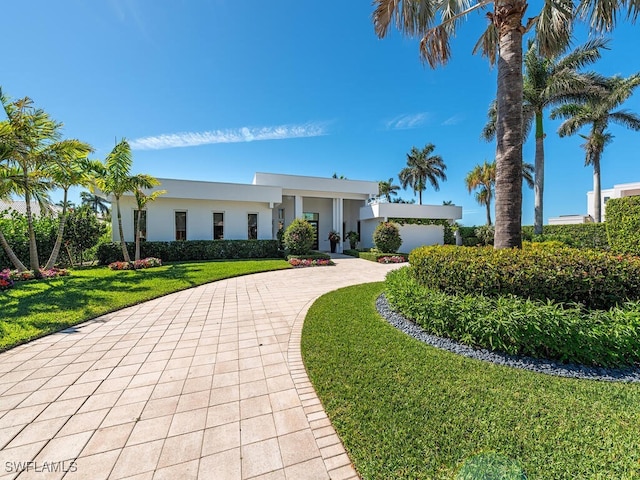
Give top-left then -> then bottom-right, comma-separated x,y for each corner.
108,257 -> 163,270
0,270 -> 14,291
288,258 -> 334,268
377,255 -> 406,264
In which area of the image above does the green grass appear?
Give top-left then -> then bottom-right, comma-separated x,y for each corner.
301,283 -> 640,480
0,259 -> 290,351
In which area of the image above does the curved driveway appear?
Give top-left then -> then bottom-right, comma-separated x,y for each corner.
0,256 -> 402,480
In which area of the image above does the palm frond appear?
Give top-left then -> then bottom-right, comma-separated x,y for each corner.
373,0 -> 437,38
472,22 -> 499,66
535,0 -> 573,58
420,25 -> 452,68
481,100 -> 498,141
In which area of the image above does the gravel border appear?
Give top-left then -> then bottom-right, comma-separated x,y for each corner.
376,293 -> 640,383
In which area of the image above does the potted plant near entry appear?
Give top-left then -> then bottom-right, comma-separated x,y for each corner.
345,231 -> 360,250
328,230 -> 341,253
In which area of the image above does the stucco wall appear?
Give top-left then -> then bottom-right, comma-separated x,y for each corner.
359,220 -> 444,253
115,196 -> 274,242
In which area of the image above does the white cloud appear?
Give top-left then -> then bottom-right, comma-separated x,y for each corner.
130,122 -> 328,150
442,114 -> 464,126
385,113 -> 430,130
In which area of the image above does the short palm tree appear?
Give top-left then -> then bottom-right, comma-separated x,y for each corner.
373,0 -> 638,248
378,177 -> 401,202
398,144 -> 447,205
552,74 -> 640,222
133,186 -> 165,261
483,38 -> 609,234
93,139 -> 158,263
466,160 -> 534,226
0,164 -> 28,271
80,191 -> 111,218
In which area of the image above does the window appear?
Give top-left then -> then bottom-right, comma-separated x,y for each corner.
604,196 -> 610,204
133,210 -> 147,241
248,213 -> 258,240
175,211 -> 187,241
213,212 -> 224,239
277,208 -> 285,231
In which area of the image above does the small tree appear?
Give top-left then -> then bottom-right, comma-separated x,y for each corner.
63,205 -> 107,265
283,218 -> 315,255
373,222 -> 402,253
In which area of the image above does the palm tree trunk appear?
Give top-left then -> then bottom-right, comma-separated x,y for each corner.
534,111 -> 545,235
593,155 -> 601,222
486,201 -> 492,226
135,209 -> 142,262
45,188 -> 69,270
0,228 -> 28,271
115,196 -> 131,263
24,187 -> 41,273
494,3 -> 525,249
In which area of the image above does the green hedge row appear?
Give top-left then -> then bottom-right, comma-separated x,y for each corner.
409,244 -> 640,310
385,267 -> 640,367
344,250 -> 407,262
287,252 -> 331,260
521,223 -> 609,249
606,196 -> 640,256
97,240 -> 280,265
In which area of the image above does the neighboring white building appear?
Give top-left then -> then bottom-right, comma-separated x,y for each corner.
111,172 -> 462,253
549,181 -> 640,224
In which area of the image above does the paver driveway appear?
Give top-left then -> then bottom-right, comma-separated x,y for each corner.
0,256 -> 402,480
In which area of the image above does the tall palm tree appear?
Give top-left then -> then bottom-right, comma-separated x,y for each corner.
373,0 -> 638,248
483,38 -> 609,234
552,74 -> 640,222
80,191 -> 110,218
378,177 -> 401,202
398,144 -> 447,205
93,139 -> 159,263
466,160 -> 534,226
133,185 -> 165,261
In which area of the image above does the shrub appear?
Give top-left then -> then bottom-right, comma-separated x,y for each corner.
377,255 -> 406,264
409,244 -> 640,310
521,223 -> 609,249
474,225 -> 495,246
385,267 -> 640,367
283,219 -> 315,255
288,258 -> 334,267
108,257 -> 163,270
97,240 -> 280,265
606,196 -> 640,256
373,222 -> 402,253
0,270 -> 14,291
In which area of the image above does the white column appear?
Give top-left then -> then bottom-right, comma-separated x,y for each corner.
332,198 -> 344,253
294,195 -> 304,219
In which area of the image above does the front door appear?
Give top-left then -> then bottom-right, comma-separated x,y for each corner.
308,220 -> 319,250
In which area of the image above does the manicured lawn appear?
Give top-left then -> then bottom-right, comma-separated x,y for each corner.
0,259 -> 290,351
302,283 -> 640,479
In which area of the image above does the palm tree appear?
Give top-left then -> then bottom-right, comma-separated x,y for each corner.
372,0 -> 638,248
44,149 -> 94,270
133,185 -> 165,261
378,177 -> 401,202
552,74 -> 640,222
466,160 -> 534,226
80,191 -> 110,218
483,38 -> 609,234
398,144 -> 447,205
0,165 -> 28,271
93,139 -> 159,263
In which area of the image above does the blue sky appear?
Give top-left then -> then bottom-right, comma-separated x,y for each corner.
4,0 -> 640,226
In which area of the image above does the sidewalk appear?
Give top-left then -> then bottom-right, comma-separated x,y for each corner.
0,256 -> 402,480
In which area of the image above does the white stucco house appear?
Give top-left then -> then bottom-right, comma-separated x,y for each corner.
111,172 -> 462,253
549,181 -> 640,224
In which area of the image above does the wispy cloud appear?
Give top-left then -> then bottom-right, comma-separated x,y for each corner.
130,122 -> 328,150
384,113 -> 430,130
442,114 -> 464,126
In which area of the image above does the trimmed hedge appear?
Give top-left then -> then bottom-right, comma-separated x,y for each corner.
97,240 -> 280,265
385,267 -> 640,367
409,244 -> 640,310
344,250 -> 407,262
606,196 -> 640,256
522,223 -> 609,249
373,222 -> 402,253
287,252 -> 331,261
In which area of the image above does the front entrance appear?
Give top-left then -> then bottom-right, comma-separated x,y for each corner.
304,212 -> 320,250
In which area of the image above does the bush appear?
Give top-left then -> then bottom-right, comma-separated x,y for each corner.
0,270 -> 14,291
385,267 -> 640,367
108,257 -> 163,270
283,218 -> 315,255
97,240 -> 280,265
373,222 -> 402,253
521,223 -> 609,249
474,225 -> 495,246
606,196 -> 640,256
409,244 -> 640,310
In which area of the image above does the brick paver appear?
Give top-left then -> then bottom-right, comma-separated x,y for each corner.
0,256 -> 402,479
